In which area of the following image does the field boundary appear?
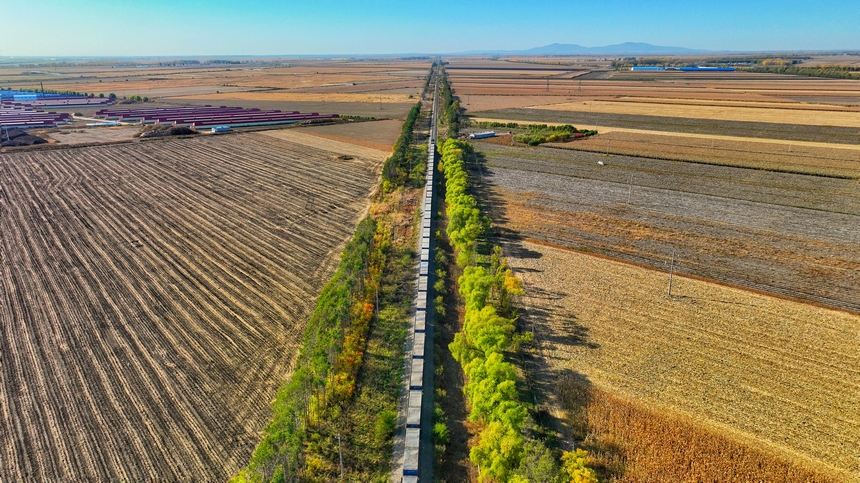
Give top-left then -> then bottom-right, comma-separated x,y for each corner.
525,236 -> 860,317
467,116 -> 860,151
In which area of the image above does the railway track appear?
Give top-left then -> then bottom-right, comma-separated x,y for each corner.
393,65 -> 440,483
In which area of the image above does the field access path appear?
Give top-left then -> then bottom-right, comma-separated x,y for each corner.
0,134 -> 380,480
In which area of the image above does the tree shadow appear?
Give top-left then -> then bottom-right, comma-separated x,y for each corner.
523,367 -> 626,480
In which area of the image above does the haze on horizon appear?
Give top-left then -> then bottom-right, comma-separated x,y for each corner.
2,0 -> 859,57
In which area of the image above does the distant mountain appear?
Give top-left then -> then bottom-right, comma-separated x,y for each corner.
460,42 -> 706,55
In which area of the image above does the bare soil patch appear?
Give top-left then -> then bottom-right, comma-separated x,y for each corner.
0,133 -> 380,480
44,125 -> 141,145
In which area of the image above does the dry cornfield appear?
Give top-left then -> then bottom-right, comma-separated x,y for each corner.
0,133 -> 380,480
508,241 -> 859,481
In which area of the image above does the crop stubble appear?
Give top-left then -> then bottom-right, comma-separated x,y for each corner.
507,241 -> 859,480
0,134 -> 379,480
476,143 -> 860,315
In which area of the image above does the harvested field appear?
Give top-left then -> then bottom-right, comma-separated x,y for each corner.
508,241 -> 859,481
468,108 -> 860,144
595,96 -> 860,112
296,119 -> 404,152
172,91 -> 417,104
536,100 -> 860,127
258,128 -> 390,161
447,65 -> 860,106
43,126 -> 142,145
0,133 -> 381,480
475,143 -> 860,312
541,130 -> 860,178
470,117 -> 860,156
457,95 -> 573,112
4,61 -> 430,104
559,384 -> 842,483
165,98 -> 417,120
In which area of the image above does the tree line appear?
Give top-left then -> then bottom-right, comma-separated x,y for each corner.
439,138 -> 598,482
234,94 -> 432,482
381,102 -> 424,192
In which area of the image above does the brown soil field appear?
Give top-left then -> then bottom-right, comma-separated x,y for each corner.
601,96 -> 860,112
448,68 -> 860,107
42,126 -> 142,145
0,133 -> 381,480
457,95 -> 572,112
543,131 -> 860,178
173,91 -> 417,104
296,79 -> 424,94
296,119 -> 404,152
536,100 -> 860,127
3,60 -> 431,102
163,98 -> 417,120
38,73 -> 411,97
474,143 -> 860,312
259,126 -> 392,161
507,240 -> 859,481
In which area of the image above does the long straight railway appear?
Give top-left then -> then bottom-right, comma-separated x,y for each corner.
393,66 -> 439,483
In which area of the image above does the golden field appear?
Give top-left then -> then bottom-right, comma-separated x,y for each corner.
509,241 -> 859,481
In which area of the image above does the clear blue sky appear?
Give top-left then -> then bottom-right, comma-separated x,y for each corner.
2,0 -> 858,56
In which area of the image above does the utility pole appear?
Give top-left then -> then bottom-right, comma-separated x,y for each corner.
627,174 -> 634,204
337,433 -> 344,481
667,249 -> 676,297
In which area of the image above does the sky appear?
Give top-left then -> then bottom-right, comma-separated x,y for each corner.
1,0 -> 859,56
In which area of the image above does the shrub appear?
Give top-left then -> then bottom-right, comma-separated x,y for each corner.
374,409 -> 397,443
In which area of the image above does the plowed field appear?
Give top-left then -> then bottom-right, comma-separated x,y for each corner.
0,133 -> 380,480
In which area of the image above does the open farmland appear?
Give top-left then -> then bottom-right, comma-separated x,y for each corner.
0,133 -> 382,480
546,131 -> 860,178
469,107 -> 860,144
447,58 -> 860,105
2,61 -> 428,100
535,99 -> 860,127
296,119 -> 404,151
172,98 -> 418,120
507,241 -> 858,481
475,142 -> 860,311
449,58 -> 860,146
